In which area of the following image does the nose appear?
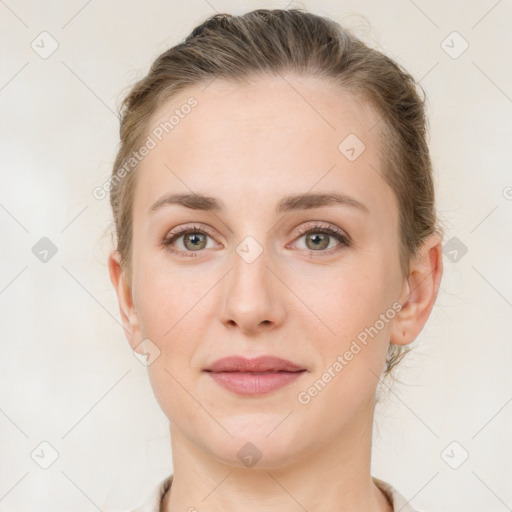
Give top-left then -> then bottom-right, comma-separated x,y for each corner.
218,240 -> 287,335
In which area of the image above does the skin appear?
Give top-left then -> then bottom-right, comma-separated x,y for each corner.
109,73 -> 443,512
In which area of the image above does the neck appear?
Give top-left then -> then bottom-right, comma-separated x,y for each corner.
163,403 -> 392,512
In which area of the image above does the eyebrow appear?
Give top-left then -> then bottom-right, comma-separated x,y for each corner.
149,191 -> 369,214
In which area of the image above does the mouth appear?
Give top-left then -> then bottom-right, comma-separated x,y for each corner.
203,355 -> 307,396
204,355 -> 305,373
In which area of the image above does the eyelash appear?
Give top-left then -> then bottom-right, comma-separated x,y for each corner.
162,222 -> 351,258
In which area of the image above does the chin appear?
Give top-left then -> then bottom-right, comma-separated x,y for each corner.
223,438 -> 304,471
199,415 -> 306,470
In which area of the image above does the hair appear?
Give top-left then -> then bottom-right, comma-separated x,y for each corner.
108,8 -> 444,388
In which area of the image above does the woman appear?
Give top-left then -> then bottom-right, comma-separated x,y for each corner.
108,8 -> 443,512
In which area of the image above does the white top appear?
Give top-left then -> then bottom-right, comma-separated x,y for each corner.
129,474 -> 424,512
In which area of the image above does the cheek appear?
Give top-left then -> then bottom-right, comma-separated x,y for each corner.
296,270 -> 394,418
294,261 -> 391,339
306,264 -> 396,398
135,249 -> 192,328
134,259 -> 201,372
134,266 -> 202,428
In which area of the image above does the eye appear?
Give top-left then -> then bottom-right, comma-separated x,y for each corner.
162,222 -> 351,258
291,222 -> 351,254
162,224 -> 217,257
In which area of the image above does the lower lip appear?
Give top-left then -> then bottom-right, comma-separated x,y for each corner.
207,371 -> 306,396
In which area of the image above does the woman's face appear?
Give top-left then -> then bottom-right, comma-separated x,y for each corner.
114,74 -> 410,467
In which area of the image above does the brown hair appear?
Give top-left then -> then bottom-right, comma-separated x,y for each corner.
109,8 -> 443,384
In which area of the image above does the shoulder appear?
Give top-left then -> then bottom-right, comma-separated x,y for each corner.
373,476 -> 426,512
127,474 -> 173,512
126,474 -> 425,512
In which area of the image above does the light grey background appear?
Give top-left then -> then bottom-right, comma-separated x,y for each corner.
1,1 -> 511,511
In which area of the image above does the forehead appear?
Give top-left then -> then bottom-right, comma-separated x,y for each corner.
134,73 -> 393,218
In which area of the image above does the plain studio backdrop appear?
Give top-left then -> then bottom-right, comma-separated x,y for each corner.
1,1 -> 511,511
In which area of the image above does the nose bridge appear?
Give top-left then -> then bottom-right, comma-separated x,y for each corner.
218,233 -> 286,331
233,234 -> 271,288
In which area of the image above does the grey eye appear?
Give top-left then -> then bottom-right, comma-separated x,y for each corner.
304,232 -> 331,250
182,232 -> 208,251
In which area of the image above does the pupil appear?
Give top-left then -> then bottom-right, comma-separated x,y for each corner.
308,233 -> 328,250
186,233 -> 204,250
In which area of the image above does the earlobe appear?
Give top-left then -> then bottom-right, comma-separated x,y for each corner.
390,234 -> 444,346
108,250 -> 140,349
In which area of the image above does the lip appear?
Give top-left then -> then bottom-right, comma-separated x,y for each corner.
204,356 -> 307,396
205,355 -> 305,373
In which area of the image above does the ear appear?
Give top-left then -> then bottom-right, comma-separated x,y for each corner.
108,250 -> 142,352
390,233 -> 444,345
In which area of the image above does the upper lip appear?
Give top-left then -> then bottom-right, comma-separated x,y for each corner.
204,356 -> 305,373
